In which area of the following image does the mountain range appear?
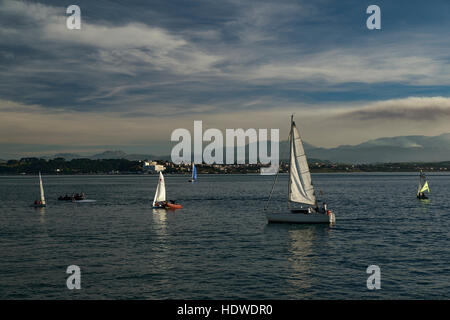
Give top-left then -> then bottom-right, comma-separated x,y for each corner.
38,133 -> 450,164
41,150 -> 167,161
304,133 -> 450,163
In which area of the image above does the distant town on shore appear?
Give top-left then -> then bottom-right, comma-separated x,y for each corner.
0,157 -> 449,175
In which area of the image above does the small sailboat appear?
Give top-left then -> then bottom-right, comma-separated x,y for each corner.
31,172 -> 46,208
266,116 -> 335,224
188,163 -> 197,182
152,171 -> 182,209
417,170 -> 430,200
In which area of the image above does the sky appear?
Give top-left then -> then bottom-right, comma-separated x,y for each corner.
1,0 -> 450,159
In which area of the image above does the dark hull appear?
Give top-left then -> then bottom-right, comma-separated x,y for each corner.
58,197 -> 84,201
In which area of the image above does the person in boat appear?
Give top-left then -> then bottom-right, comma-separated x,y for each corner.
155,201 -> 167,207
322,202 -> 327,213
34,200 -> 39,206
417,192 -> 428,199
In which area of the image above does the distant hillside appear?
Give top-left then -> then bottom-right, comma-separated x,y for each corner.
305,133 -> 450,163
43,153 -> 86,161
11,133 -> 450,164
43,150 -> 171,161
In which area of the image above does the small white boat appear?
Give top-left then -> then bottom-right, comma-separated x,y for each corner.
265,116 -> 335,224
31,172 -> 46,208
152,172 -> 183,209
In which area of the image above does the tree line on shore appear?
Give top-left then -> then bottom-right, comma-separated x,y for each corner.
0,157 -> 449,174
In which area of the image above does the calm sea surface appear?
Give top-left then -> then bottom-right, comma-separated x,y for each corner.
0,173 -> 449,299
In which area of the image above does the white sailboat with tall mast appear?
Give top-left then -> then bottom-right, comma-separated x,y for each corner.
266,116 -> 335,224
31,172 -> 46,208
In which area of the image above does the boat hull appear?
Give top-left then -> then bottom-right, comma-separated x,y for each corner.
31,204 -> 46,208
165,203 -> 183,210
267,211 -> 335,224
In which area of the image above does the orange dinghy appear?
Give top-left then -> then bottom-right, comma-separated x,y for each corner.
165,202 -> 183,210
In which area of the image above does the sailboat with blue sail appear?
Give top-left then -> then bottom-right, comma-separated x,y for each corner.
188,163 -> 197,182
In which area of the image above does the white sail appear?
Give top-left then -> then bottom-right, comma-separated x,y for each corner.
288,118 -> 316,206
39,172 -> 46,205
152,171 -> 166,206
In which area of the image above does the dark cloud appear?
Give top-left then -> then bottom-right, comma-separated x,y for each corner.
337,98 -> 450,122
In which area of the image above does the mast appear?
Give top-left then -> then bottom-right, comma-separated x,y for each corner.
288,115 -> 293,209
417,171 -> 422,195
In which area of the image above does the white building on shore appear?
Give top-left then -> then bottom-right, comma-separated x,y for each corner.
142,160 -> 166,174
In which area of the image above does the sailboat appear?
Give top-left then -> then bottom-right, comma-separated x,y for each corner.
152,171 -> 182,209
31,172 -> 46,208
266,116 -> 335,224
188,163 -> 197,182
417,170 -> 430,200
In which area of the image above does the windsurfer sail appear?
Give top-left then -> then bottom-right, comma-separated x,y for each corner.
189,163 -> 197,182
417,170 -> 430,199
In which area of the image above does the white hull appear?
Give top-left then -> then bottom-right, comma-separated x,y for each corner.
267,211 -> 335,224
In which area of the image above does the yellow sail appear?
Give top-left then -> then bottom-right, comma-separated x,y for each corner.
420,181 -> 430,193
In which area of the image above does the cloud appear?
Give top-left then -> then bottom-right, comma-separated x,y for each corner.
338,97 -> 450,121
2,0 -> 450,157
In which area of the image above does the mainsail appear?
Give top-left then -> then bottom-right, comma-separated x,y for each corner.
39,172 -> 46,205
417,171 -> 430,195
153,171 -> 166,206
420,181 -> 429,193
288,117 -> 316,206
